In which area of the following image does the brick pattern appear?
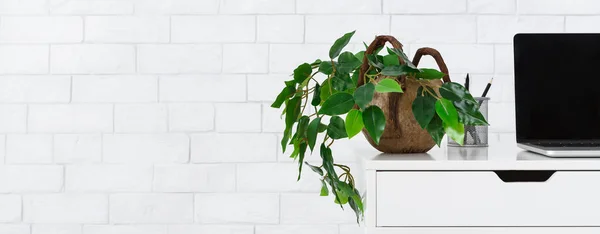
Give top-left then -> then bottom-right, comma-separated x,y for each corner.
0,0 -> 586,232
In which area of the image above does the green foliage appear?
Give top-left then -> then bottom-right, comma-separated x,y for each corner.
327,116 -> 348,139
318,93 -> 354,116
353,83 -> 375,110
345,109 -> 364,139
271,30 -> 486,223
329,31 -> 355,59
375,78 -> 404,93
363,105 -> 386,145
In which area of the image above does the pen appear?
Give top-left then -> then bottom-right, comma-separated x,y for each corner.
478,77 -> 493,106
465,73 -> 470,91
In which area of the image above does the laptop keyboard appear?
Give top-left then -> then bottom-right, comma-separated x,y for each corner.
534,142 -> 600,147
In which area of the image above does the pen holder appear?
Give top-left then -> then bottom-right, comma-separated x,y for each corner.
448,97 -> 489,147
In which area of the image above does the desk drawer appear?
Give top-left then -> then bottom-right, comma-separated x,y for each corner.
377,171 -> 600,227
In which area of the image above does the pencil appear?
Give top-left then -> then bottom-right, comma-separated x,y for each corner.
465,73 -> 470,91
481,77 -> 493,98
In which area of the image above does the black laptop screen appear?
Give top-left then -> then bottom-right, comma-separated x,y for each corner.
514,34 -> 600,142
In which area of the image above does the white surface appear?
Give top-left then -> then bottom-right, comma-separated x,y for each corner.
367,227 -> 600,234
366,142 -> 600,170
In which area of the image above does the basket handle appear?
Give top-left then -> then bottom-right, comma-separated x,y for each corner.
357,35 -> 405,88
412,47 -> 451,83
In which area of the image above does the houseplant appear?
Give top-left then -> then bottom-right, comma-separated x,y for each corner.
271,31 -> 487,222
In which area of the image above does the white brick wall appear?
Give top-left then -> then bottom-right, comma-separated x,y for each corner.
0,0 -> 590,232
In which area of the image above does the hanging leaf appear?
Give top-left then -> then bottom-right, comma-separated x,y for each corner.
319,61 -> 335,75
435,98 -> 459,127
454,100 -> 488,126
310,59 -> 322,66
445,122 -> 465,145
389,48 -> 418,69
345,109 -> 364,139
271,85 -> 295,108
327,116 -> 348,139
439,82 -> 476,103
329,31 -> 355,59
337,52 -> 362,74
353,83 -> 375,110
293,63 -> 312,84
320,180 -> 329,196
362,105 -> 386,145
305,162 -> 323,176
320,144 -> 342,206
282,97 -> 301,152
296,116 -> 310,138
307,117 -> 321,151
416,68 -> 446,80
297,142 -> 307,181
426,115 -> 445,146
311,83 -> 321,106
412,92 -> 437,129
375,78 -> 403,93
318,93 -> 355,116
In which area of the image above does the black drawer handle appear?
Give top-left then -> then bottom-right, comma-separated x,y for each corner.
493,170 -> 556,183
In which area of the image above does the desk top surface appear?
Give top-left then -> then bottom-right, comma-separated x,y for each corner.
364,141 -> 600,170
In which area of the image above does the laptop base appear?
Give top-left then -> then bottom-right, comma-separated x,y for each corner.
518,143 -> 600,158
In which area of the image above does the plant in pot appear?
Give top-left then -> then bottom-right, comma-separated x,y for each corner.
271,31 -> 488,222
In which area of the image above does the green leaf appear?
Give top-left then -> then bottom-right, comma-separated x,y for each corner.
345,109 -> 364,139
282,97 -> 301,152
318,61 -> 335,75
354,83 -> 375,110
319,80 -> 335,104
295,116 -> 310,139
366,54 -> 384,69
293,63 -> 312,84
375,78 -> 403,93
445,122 -> 465,145
337,52 -> 362,74
310,59 -> 322,66
320,144 -> 342,205
305,162 -> 323,176
329,31 -> 355,59
362,105 -> 386,145
435,98 -> 459,127
317,123 -> 328,132
307,117 -> 321,151
311,83 -> 321,106
383,54 -> 400,66
416,68 -> 446,80
334,190 -> 349,204
412,92 -> 437,129
426,115 -> 445,146
331,72 -> 353,91
318,93 -> 355,116
389,48 -> 418,69
320,180 -> 329,196
439,82 -> 476,103
348,191 -> 364,223
297,142 -> 307,181
351,71 -> 359,87
380,64 -> 418,76
355,51 -> 365,62
327,116 -> 348,139
454,100 -> 488,126
271,85 -> 295,108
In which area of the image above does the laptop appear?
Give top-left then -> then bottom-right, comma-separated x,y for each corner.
515,33 -> 600,157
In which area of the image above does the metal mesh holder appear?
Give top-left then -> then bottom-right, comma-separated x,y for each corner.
448,97 -> 489,147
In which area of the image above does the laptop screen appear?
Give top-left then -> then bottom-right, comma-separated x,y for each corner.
514,34 -> 600,142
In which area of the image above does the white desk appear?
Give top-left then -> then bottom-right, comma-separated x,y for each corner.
364,142 -> 600,234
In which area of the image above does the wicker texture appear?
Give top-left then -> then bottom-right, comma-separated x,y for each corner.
357,35 -> 451,153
